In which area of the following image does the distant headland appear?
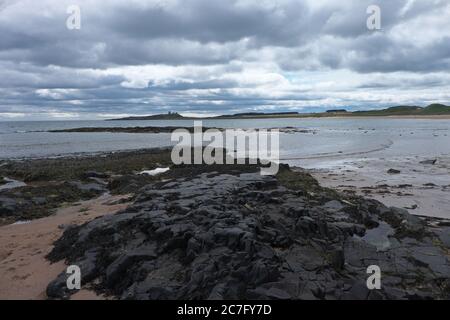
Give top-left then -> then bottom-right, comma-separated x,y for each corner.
107,104 -> 450,121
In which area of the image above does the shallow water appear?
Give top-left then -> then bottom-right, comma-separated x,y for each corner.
1,119 -> 449,166
1,118 -> 450,218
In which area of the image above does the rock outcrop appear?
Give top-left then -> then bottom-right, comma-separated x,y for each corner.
46,167 -> 450,300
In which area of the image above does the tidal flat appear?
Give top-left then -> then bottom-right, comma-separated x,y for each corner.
0,148 -> 449,300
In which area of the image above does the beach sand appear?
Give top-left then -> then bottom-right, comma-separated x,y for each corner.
308,155 -> 450,219
0,193 -> 131,300
1,150 -> 449,299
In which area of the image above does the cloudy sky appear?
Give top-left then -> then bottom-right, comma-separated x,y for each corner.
0,0 -> 449,120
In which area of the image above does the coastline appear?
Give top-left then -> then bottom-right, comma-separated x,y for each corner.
106,114 -> 450,121
0,149 -> 449,299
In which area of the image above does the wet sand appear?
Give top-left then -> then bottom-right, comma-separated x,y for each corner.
0,193 -> 131,300
331,115 -> 450,120
308,155 -> 450,219
1,145 -> 449,299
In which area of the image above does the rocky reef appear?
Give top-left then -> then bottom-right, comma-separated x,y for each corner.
0,149 -> 173,225
46,166 -> 450,300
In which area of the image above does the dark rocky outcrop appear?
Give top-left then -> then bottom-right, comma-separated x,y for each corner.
46,168 -> 450,300
0,182 -> 105,224
0,149 -> 174,224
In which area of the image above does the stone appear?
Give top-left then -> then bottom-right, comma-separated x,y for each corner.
323,200 -> 345,211
45,170 -> 450,300
32,196 -> 47,205
0,196 -> 19,215
70,181 -> 107,193
106,248 -> 157,288
248,287 -> 292,300
419,159 -> 437,165
329,247 -> 345,271
83,171 -> 110,179
46,272 -> 74,300
342,282 -> 370,300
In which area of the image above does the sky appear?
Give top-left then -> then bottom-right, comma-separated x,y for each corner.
0,0 -> 449,120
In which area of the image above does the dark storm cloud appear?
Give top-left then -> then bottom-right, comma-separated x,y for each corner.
104,0 -> 315,47
336,35 -> 450,73
0,62 -> 125,89
2,0 -> 444,69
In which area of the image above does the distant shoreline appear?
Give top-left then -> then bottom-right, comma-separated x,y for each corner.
108,104 -> 450,121
2,114 -> 450,123
102,114 -> 450,121
107,114 -> 450,121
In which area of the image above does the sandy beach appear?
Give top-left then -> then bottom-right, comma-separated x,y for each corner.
0,193 -> 131,300
308,155 -> 450,219
0,148 -> 449,300
1,132 -> 449,299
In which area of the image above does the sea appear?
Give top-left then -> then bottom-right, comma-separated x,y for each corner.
1,118 -> 450,169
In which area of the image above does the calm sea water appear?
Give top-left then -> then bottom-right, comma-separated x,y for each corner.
1,118 -> 450,169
